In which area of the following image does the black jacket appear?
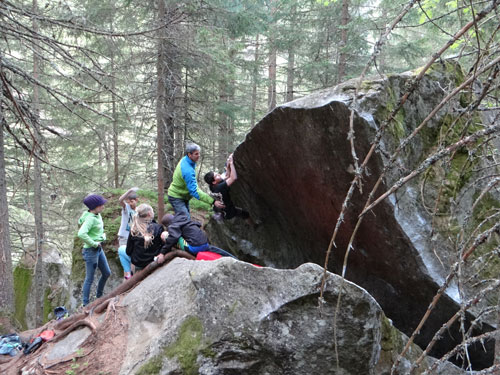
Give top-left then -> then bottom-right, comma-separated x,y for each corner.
162,212 -> 208,254
126,221 -> 164,268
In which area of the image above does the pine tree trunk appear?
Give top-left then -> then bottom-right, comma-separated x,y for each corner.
156,0 -> 167,220
268,43 -> 277,111
267,0 -> 277,111
32,0 -> 44,327
286,46 -> 294,102
165,48 -> 179,183
158,3 -> 179,201
101,131 -> 112,183
33,134 -> 44,327
218,82 -> 229,169
172,63 -> 183,164
179,67 -> 189,160
110,30 -> 119,188
250,35 -> 260,127
286,5 -> 296,102
379,7 -> 387,73
0,68 -> 15,316
337,0 -> 350,84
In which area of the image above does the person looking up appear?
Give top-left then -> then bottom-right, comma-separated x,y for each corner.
117,187 -> 139,280
204,153 -> 250,221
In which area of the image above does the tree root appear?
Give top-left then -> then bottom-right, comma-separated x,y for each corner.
104,297 -> 118,321
94,298 -> 111,315
0,357 -> 12,364
0,352 -> 25,374
51,318 -> 97,344
0,251 -> 196,375
1,252 -> 195,375
54,311 -> 88,331
55,251 -> 194,338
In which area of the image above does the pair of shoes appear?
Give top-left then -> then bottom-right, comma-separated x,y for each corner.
124,274 -> 132,280
23,337 -> 42,355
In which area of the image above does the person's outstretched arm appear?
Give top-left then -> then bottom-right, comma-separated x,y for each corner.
225,154 -> 237,186
119,187 -> 139,208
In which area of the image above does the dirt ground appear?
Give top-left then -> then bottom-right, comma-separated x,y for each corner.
1,296 -> 129,375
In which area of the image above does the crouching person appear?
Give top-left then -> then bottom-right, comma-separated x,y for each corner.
125,204 -> 165,271
157,212 -> 236,264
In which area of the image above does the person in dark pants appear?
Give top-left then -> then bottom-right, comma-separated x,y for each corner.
78,194 -> 111,306
157,212 -> 236,264
167,143 -> 225,219
204,153 -> 250,221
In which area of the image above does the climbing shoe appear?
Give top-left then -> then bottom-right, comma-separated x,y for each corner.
23,337 -> 42,355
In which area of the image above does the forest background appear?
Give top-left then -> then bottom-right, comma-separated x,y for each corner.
0,0 -> 499,329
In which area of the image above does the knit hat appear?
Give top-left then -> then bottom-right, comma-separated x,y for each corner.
83,194 -> 107,210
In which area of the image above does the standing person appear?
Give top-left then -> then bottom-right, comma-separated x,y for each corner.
117,187 -> 139,280
125,204 -> 165,271
167,143 -> 225,219
204,153 -> 250,221
78,194 -> 111,307
157,212 -> 236,263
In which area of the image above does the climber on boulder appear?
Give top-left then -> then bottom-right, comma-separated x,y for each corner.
204,153 -> 250,221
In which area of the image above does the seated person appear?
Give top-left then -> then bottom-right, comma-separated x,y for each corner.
125,204 -> 165,271
204,153 -> 249,220
157,212 -> 236,263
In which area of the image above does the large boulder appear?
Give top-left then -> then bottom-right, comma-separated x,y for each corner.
13,246 -> 69,330
121,259 -> 384,374
14,258 -> 463,375
206,61 -> 498,368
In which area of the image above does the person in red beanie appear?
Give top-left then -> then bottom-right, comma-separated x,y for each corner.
78,194 -> 111,306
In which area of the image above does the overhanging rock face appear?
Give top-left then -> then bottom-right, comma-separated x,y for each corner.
206,62 -> 495,368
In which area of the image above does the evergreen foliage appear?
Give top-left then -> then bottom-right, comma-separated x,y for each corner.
1,0 -> 499,369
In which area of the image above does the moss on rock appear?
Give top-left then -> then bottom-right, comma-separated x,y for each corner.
135,316 -> 206,375
422,59 -> 466,87
423,140 -> 478,215
165,316 -> 204,375
469,192 -> 500,281
433,151 -> 477,214
136,354 -> 163,375
380,315 -> 403,352
13,265 -> 32,330
43,288 -> 52,323
71,236 -> 86,284
374,84 -> 406,142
